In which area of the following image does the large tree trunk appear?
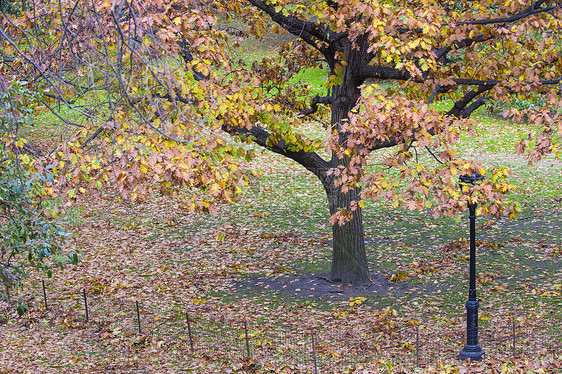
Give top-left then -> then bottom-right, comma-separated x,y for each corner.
324,60 -> 371,285
326,178 -> 370,284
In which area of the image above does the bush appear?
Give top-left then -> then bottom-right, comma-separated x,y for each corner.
1,81 -> 78,315
0,0 -> 30,15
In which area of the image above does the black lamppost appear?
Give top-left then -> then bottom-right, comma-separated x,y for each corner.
458,172 -> 485,361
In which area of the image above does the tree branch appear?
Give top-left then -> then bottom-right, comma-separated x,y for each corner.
177,38 -> 206,81
434,34 -> 494,62
359,65 -> 411,81
459,95 -> 489,118
368,137 -> 400,151
461,1 -> 558,26
447,84 -> 495,118
248,0 -> 335,64
248,0 -> 328,41
450,74 -> 562,119
223,123 -> 331,180
300,95 -> 332,116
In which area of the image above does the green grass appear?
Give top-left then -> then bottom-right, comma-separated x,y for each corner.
28,23 -> 561,316
170,136 -> 560,318
219,15 -> 293,62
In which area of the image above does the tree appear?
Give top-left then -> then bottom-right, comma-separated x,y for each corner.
219,0 -> 562,283
1,0 -> 561,285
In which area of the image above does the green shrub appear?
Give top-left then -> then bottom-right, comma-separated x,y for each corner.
0,0 -> 30,15
1,81 -> 78,315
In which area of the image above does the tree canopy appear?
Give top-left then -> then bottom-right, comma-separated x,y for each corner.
1,0 -> 561,284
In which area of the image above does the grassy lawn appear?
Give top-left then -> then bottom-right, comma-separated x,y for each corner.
2,118 -> 559,372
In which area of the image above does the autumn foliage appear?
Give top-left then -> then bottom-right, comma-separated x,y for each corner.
1,0 -> 561,284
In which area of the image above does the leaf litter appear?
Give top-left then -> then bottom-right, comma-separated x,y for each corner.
0,152 -> 561,373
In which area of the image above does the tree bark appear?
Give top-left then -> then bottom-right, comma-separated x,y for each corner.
325,174 -> 370,284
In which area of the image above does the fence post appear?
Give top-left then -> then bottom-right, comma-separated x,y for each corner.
83,289 -> 89,322
310,328 -> 318,374
42,280 -> 47,311
136,301 -> 141,334
186,311 -> 194,353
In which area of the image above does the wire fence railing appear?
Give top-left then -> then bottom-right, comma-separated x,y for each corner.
2,281 -> 561,372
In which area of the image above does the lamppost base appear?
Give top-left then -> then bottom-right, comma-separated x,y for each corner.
458,344 -> 485,361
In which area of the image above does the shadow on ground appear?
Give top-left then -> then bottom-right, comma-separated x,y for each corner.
228,270 -> 438,301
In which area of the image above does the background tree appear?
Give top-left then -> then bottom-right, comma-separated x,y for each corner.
1,0 -> 561,285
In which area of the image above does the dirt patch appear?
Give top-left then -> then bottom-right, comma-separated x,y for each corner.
228,271 -> 413,300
